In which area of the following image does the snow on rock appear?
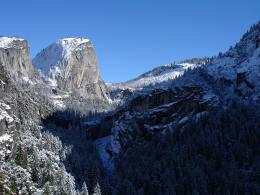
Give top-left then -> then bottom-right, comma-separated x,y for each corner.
0,36 -> 36,83
0,133 -> 12,143
52,99 -> 66,109
0,132 -> 13,160
22,76 -> 35,85
49,94 -> 70,109
0,107 -> 14,123
0,36 -> 25,49
33,37 -> 90,80
33,37 -> 107,99
0,102 -> 11,110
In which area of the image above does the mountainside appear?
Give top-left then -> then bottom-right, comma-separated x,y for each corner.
84,22 -> 260,194
107,58 -> 208,103
207,23 -> 260,100
33,38 -> 107,99
0,22 -> 260,195
100,22 -> 260,161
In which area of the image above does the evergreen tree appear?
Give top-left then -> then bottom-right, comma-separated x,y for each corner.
93,182 -> 102,195
80,182 -> 89,195
0,174 -> 5,195
43,182 -> 51,195
10,177 -> 18,195
14,144 -> 28,169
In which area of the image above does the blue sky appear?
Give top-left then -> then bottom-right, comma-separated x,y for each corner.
1,0 -> 259,83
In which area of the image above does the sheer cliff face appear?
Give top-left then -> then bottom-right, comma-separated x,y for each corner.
0,37 -> 35,82
33,38 -> 106,98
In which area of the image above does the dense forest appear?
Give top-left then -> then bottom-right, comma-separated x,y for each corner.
108,101 -> 260,194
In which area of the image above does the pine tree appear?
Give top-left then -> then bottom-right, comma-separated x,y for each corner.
80,182 -> 89,195
10,177 -> 18,195
57,166 -> 76,195
14,144 -> 28,169
43,182 -> 51,195
0,174 -> 5,195
93,182 -> 101,195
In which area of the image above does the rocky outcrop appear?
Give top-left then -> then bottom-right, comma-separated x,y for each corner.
86,85 -> 218,163
33,38 -> 107,99
0,36 -> 36,83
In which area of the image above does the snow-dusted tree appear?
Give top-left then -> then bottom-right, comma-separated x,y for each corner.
0,174 -> 5,194
14,144 -> 28,169
42,182 -> 51,195
57,165 -> 77,195
93,182 -> 102,195
80,182 -> 89,195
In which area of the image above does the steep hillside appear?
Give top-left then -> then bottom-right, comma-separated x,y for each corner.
108,58 -> 208,103
121,58 -> 208,89
207,22 -> 260,100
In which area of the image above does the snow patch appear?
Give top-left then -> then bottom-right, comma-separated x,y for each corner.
0,102 -> 11,110
0,133 -> 12,143
52,99 -> 65,109
22,76 -> 35,85
0,108 -> 14,123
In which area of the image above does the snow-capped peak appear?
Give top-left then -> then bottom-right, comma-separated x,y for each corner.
33,37 -> 92,87
0,36 -> 25,49
32,37 -> 105,99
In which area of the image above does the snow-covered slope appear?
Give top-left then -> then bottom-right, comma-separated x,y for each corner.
107,59 -> 207,103
123,62 -> 199,89
207,22 -> 260,100
110,59 -> 207,91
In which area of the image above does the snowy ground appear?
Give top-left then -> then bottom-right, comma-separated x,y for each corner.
110,63 -> 200,90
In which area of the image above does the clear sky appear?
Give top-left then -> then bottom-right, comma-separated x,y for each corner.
1,0 -> 259,83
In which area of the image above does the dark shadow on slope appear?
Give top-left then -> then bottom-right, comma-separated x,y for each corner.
40,109 -> 113,194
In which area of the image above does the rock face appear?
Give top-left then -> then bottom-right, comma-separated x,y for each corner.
85,84 -> 218,170
0,36 -> 35,83
33,38 -> 107,98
